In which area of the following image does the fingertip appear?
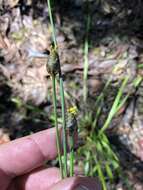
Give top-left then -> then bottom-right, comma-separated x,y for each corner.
0,128 -> 58,177
15,167 -> 61,190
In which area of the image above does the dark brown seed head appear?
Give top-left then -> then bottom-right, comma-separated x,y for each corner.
46,46 -> 61,76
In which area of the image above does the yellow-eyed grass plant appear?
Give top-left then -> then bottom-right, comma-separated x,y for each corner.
47,0 -> 69,178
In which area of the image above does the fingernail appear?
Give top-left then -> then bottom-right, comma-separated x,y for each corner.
74,185 -> 90,190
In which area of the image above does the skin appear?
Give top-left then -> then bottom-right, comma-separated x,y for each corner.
0,128 -> 101,190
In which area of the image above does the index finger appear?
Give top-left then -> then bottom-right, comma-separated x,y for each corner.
0,128 -> 58,178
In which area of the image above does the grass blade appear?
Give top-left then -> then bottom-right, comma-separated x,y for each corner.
99,76 -> 129,134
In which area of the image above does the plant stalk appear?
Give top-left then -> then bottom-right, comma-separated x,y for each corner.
69,135 -> 74,177
83,8 -> 90,102
52,75 -> 63,179
59,77 -> 68,178
47,0 -> 57,46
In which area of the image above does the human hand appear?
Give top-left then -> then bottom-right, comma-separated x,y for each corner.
0,128 -> 101,190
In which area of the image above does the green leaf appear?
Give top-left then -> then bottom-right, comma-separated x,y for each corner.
99,76 -> 129,134
105,163 -> 114,180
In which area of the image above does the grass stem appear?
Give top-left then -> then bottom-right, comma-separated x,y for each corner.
47,0 -> 57,46
52,75 -> 63,179
83,14 -> 90,102
69,135 -> 74,177
59,77 -> 68,177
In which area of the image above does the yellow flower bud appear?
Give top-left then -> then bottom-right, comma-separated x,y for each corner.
67,106 -> 78,115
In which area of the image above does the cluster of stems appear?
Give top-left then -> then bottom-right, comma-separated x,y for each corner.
47,47 -> 76,178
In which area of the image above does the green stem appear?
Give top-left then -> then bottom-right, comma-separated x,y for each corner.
52,75 -> 63,179
60,77 -> 68,178
83,38 -> 89,102
69,135 -> 74,177
83,9 -> 90,102
47,0 -> 57,46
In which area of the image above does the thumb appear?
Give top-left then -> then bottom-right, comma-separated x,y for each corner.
49,176 -> 102,190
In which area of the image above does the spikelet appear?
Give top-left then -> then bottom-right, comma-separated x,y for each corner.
46,45 -> 61,76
